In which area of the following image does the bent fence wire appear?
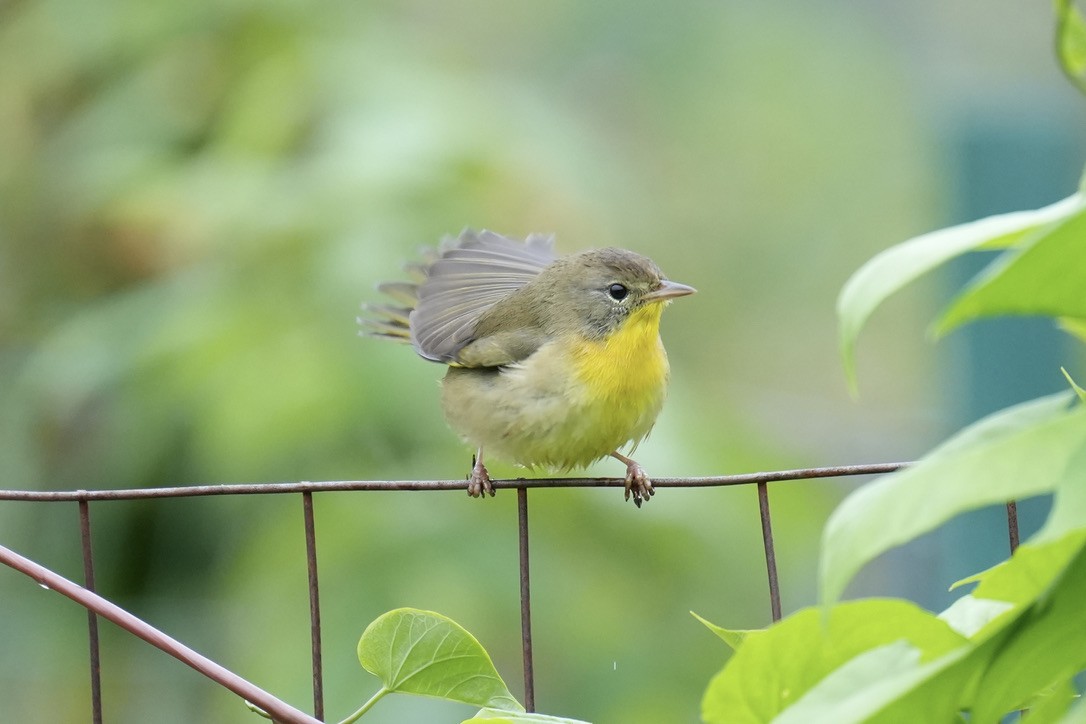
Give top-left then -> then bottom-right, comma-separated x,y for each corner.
0,465 -> 1024,723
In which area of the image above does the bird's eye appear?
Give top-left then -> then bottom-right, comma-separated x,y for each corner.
608,283 -> 628,301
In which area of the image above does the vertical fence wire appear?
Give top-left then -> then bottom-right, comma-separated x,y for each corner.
301,492 -> 324,721
517,487 -> 535,712
78,499 -> 104,724
1006,501 -> 1020,554
756,482 -> 782,623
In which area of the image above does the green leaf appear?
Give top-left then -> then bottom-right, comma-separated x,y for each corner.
784,479 -> 1086,721
773,641 -> 974,724
712,520 -> 1086,721
949,538 -> 1086,615
700,599 -> 965,724
1019,678 -> 1079,724
357,608 -> 523,711
1056,0 -> 1086,96
948,563 -> 999,593
837,194 -> 1084,388
951,440 -> 1086,596
1038,441 -> 1086,543
971,539 -> 1086,721
1058,695 -> 1086,724
467,709 -> 591,723
936,595 -> 1014,638
783,533 -> 1086,722
1060,316 -> 1086,343
874,532 -> 1086,720
820,392 -> 1086,605
934,206 -> 1086,335
691,611 -> 755,651
971,533 -> 1086,606
773,641 -> 919,724
1062,367 -> 1086,403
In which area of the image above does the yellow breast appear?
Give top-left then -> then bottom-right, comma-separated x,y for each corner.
568,301 -> 670,439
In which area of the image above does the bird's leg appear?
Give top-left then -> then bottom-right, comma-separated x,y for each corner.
610,451 -> 654,508
467,448 -> 495,498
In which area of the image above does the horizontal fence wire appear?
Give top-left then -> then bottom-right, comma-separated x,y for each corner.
1,462 -> 1025,723
0,463 -> 910,501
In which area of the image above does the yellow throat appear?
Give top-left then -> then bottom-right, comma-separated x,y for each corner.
571,301 -> 670,410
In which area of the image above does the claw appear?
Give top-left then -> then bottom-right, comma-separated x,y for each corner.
611,452 -> 654,507
467,451 -> 494,498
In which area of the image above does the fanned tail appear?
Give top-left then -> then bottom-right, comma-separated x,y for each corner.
359,229 -> 555,358
358,252 -> 429,343
358,301 -> 413,341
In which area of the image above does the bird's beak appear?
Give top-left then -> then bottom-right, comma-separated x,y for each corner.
644,280 -> 696,302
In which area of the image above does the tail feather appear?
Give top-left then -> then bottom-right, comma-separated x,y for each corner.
361,259 -> 425,345
359,242 -> 441,346
358,302 -> 413,342
375,281 -> 419,307
364,303 -> 412,326
359,321 -> 410,341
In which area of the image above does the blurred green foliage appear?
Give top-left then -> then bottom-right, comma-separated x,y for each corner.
699,115 -> 1086,719
0,1 -> 1070,722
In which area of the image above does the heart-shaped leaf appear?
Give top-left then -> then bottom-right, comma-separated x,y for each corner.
691,611 -> 755,651
357,608 -> 523,711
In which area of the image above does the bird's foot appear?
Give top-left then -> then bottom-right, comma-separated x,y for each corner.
612,452 -> 654,508
467,454 -> 494,498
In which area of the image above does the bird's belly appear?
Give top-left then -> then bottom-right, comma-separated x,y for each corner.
441,327 -> 670,469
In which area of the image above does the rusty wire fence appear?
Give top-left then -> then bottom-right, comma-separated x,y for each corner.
0,466 -> 1024,723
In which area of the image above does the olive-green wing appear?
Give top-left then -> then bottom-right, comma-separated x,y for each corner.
410,229 -> 555,364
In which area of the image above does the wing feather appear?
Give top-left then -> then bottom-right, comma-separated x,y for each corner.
410,230 -> 555,362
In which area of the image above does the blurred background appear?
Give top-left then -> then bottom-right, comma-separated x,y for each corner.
1,1 -> 1084,722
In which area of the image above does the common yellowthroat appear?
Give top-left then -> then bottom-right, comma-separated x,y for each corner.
361,229 -> 694,506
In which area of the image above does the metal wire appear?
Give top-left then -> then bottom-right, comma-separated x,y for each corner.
3,461 -> 964,723
756,483 -> 782,623
301,492 -> 325,720
78,500 -> 103,724
0,540 -> 321,724
0,464 -> 911,502
517,488 -> 535,712
1006,501 -> 1021,553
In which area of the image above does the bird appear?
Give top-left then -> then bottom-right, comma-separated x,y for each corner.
360,229 -> 695,506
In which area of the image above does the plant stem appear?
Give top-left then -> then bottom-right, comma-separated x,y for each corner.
338,687 -> 389,724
